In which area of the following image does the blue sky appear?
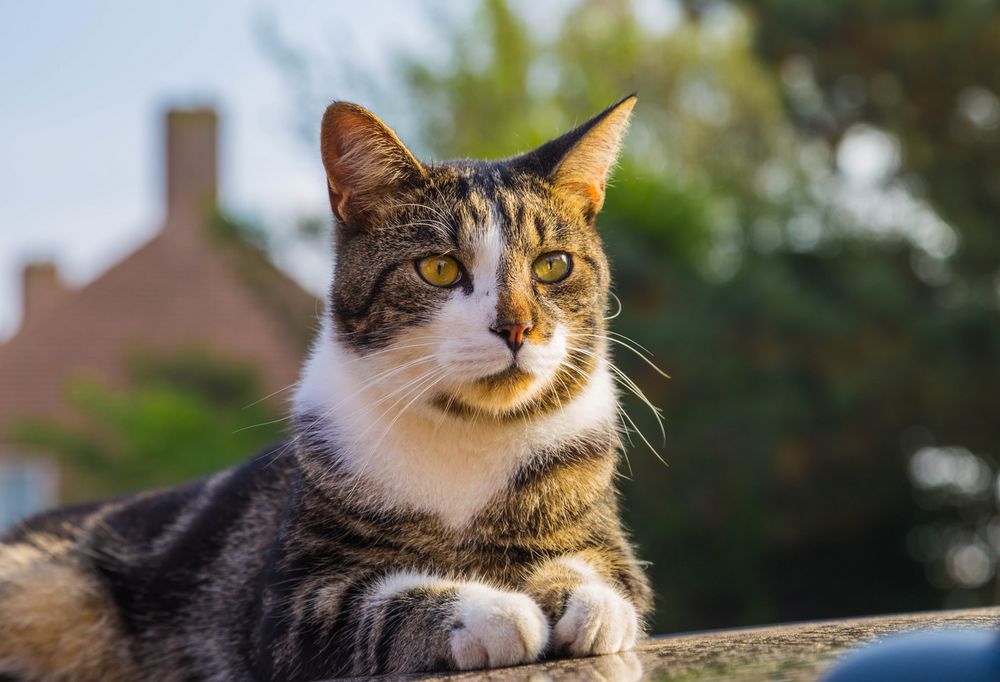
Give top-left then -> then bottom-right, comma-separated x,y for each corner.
0,0 -> 460,338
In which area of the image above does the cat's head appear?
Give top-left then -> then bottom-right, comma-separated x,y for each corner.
317,97 -> 634,420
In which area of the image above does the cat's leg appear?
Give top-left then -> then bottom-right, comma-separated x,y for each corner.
270,571 -> 549,679
290,571 -> 550,676
523,548 -> 650,658
361,572 -> 549,673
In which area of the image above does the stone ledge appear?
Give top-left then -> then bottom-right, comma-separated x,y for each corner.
369,607 -> 999,681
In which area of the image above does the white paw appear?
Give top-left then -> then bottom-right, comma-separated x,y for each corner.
554,583 -> 639,657
449,584 -> 550,670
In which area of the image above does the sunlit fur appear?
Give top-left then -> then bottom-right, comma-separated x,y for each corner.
0,96 -> 651,680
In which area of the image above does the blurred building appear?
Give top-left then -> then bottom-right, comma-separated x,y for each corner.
0,108 -> 317,528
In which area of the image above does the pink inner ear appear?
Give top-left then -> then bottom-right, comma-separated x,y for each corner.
563,179 -> 606,207
326,177 -> 350,223
334,192 -> 351,223
585,183 -> 604,204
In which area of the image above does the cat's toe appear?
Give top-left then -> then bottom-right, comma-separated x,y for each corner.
554,583 -> 639,657
449,584 -> 549,669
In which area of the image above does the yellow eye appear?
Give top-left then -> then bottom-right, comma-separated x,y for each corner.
416,255 -> 462,287
532,252 -> 572,283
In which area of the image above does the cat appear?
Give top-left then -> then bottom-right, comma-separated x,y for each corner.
0,95 -> 652,681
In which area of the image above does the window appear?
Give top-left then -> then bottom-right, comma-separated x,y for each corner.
0,456 -> 58,532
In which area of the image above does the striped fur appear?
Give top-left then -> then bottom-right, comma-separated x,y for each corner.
0,96 -> 651,680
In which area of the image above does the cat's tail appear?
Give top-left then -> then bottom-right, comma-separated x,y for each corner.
0,536 -> 136,682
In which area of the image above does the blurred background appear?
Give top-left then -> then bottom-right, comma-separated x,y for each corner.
2,0 -> 1000,634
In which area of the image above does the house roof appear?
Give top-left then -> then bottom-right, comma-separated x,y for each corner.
0,108 -> 319,432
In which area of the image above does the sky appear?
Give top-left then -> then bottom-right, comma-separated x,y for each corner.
0,0 -> 461,339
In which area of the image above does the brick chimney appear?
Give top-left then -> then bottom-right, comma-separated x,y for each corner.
163,107 -> 218,240
21,261 -> 67,329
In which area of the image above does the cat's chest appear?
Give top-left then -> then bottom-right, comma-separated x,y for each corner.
338,416 -> 537,528
296,339 -> 619,529
297,471 -> 599,578
311,428 -> 617,548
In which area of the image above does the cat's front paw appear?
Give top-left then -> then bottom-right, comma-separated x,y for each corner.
554,582 -> 639,656
449,584 -> 549,670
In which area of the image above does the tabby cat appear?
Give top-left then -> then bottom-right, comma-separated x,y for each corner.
0,95 -> 651,681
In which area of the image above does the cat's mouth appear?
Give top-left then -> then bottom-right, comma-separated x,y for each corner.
475,364 -> 533,389
429,365 -> 539,415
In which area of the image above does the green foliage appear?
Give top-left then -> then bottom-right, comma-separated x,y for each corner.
11,349 -> 284,501
209,208 -> 272,252
750,0 -> 1000,279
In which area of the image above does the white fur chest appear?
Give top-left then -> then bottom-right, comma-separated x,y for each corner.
293,325 -> 617,529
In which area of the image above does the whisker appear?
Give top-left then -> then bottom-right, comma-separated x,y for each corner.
556,356 -> 640,473
335,341 -> 447,367
615,405 -> 635,478
263,352 -> 445,464
343,367 -> 448,495
567,344 -> 667,456
566,330 -> 671,379
618,403 -> 667,466
605,291 -> 624,320
370,370 -> 449,455
232,415 -> 290,435
569,345 -> 662,416
242,382 -> 297,410
605,329 -> 658,357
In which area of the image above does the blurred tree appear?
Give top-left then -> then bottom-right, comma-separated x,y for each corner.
11,348 -> 285,502
745,0 -> 1000,283
740,0 -> 1000,614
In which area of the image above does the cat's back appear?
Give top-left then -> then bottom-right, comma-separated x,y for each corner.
3,442 -> 296,552
0,443 -> 298,681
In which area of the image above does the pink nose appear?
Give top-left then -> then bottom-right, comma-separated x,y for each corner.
491,322 -> 532,353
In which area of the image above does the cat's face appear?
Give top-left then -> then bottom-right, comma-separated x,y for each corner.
320,98 -> 634,419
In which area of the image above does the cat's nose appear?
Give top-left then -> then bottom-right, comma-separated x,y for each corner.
491,322 -> 533,353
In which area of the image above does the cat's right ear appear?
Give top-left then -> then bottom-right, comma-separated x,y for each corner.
320,102 -> 426,226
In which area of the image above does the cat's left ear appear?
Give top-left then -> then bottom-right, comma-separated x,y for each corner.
527,95 -> 636,216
